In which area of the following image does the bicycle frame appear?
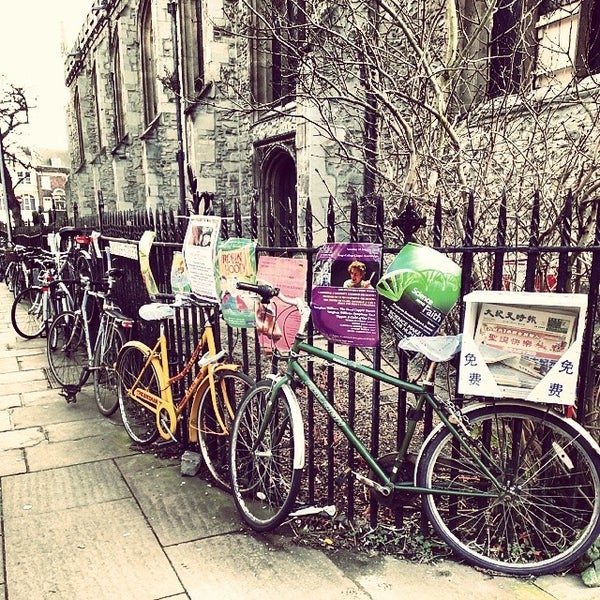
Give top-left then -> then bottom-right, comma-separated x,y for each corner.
271,337 -> 504,499
58,280 -> 133,401
124,308 -> 233,440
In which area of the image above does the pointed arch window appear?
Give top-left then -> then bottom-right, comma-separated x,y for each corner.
181,0 -> 204,100
111,31 -> 126,143
140,0 -> 158,125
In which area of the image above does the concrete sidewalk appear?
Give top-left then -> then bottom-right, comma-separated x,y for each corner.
0,284 -> 596,599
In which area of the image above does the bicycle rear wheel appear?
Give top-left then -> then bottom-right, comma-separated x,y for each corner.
229,379 -> 304,532
417,402 -> 600,576
116,345 -> 160,445
46,311 -> 88,387
93,320 -> 126,416
195,369 -> 253,490
11,286 -> 44,339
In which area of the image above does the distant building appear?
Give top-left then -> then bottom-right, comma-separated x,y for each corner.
5,147 -> 69,225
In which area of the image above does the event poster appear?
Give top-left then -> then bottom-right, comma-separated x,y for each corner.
170,251 -> 192,293
216,238 -> 258,327
182,215 -> 221,301
139,230 -> 159,296
310,243 -> 382,346
254,256 -> 308,351
376,243 -> 461,339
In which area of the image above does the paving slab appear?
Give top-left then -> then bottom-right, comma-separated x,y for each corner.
24,427 -> 135,471
4,498 -> 184,600
116,453 -> 241,546
3,461 -> 184,599
166,532 -> 369,600
0,395 -> 20,410
0,427 -> 45,451
0,449 -> 26,476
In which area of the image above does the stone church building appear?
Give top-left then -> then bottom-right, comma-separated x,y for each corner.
64,0 -> 600,246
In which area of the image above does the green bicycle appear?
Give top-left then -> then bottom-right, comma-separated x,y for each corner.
229,282 -> 600,576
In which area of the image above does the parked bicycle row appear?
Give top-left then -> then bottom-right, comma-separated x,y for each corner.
2,233 -> 600,580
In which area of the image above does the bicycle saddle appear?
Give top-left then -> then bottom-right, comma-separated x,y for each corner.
138,303 -> 175,321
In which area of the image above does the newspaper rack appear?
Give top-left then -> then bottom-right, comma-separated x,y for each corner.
458,290 -> 588,405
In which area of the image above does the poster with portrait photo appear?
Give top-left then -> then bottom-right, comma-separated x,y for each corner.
311,242 -> 382,347
182,215 -> 221,301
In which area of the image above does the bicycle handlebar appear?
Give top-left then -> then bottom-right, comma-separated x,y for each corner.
236,281 -> 280,303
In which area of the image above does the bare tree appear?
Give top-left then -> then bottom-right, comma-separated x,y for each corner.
0,83 -> 31,227
216,0 -> 600,250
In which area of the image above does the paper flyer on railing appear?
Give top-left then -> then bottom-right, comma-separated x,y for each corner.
182,215 -> 221,301
310,242 -> 382,347
216,238 -> 257,327
170,251 -> 191,293
139,230 -> 159,296
376,243 -> 461,340
255,256 -> 307,351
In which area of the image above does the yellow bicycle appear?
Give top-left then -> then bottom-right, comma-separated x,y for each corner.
115,292 -> 253,489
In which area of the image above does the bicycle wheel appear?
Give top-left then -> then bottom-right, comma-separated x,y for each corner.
195,369 -> 254,490
116,345 -> 160,445
417,402 -> 600,576
93,319 -> 126,416
11,286 -> 44,338
229,379 -> 304,532
46,311 -> 88,387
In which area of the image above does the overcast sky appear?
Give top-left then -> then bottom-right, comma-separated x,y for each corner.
0,1 -> 93,151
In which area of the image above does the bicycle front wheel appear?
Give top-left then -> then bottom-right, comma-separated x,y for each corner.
46,311 -> 88,387
229,379 -> 304,532
417,402 -> 600,576
93,320 -> 126,416
195,369 -> 253,490
116,344 -> 160,445
11,286 -> 44,338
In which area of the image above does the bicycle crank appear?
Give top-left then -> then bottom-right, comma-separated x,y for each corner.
369,453 -> 418,508
156,401 -> 178,441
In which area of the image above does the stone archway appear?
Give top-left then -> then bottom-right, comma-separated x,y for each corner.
258,144 -> 297,247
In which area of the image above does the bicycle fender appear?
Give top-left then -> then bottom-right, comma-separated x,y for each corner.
115,340 -> 155,364
265,374 -> 306,470
187,363 -> 245,443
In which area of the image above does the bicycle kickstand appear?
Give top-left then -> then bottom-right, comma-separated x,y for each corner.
59,385 -> 80,404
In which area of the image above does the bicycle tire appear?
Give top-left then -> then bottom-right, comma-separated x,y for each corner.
12,267 -> 26,299
116,344 -> 160,445
11,286 -> 45,338
46,311 -> 88,387
229,379 -> 304,532
195,369 -> 254,490
74,252 -> 99,323
93,319 -> 126,416
4,261 -> 16,291
417,401 -> 600,576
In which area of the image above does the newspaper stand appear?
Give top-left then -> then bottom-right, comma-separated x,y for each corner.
458,291 -> 588,406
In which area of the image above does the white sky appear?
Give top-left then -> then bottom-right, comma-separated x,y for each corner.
0,0 -> 93,151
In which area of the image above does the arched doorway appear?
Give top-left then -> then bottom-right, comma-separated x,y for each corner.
259,145 -> 297,247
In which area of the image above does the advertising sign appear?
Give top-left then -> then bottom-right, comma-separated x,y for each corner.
310,243 -> 382,346
182,215 -> 221,301
216,238 -> 257,328
376,243 -> 461,340
255,256 -> 307,352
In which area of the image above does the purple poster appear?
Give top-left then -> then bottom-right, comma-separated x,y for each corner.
310,243 -> 382,347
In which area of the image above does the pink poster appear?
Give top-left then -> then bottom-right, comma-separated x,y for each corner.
255,256 -> 308,351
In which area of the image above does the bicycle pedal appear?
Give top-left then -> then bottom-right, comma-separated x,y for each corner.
334,467 -> 351,487
59,386 -> 79,404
